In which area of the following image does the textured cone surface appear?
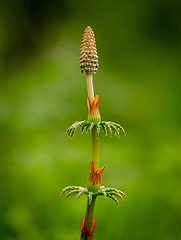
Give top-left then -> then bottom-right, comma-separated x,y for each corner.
80,26 -> 99,74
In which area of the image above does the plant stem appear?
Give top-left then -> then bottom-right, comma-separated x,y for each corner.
83,72 -> 99,239
82,126 -> 99,240
92,127 -> 99,172
85,196 -> 96,229
86,74 -> 94,104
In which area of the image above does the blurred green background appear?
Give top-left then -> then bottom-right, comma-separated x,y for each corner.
0,0 -> 181,239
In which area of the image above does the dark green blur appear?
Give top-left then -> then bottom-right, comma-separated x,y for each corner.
0,0 -> 181,239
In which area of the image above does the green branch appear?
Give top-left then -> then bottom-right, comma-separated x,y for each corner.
66,120 -> 125,138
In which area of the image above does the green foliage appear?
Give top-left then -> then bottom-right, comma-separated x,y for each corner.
60,186 -> 89,199
61,185 -> 126,206
66,120 -> 125,138
96,186 -> 126,206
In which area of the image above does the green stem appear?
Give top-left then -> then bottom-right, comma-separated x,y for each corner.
92,127 -> 99,172
81,127 -> 99,240
81,196 -> 96,240
85,196 -> 96,229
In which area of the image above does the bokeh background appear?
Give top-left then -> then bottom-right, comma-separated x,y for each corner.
0,0 -> 181,239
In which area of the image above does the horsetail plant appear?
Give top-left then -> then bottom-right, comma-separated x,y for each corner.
61,26 -> 126,240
